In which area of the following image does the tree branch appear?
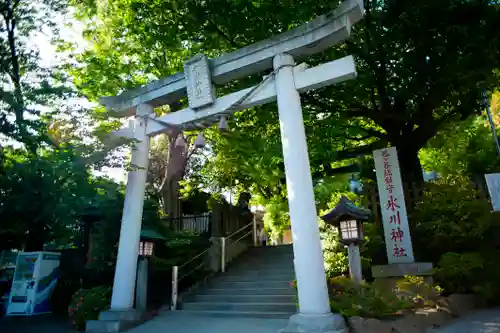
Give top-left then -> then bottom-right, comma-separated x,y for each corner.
412,112 -> 453,148
311,163 -> 360,180
343,125 -> 388,140
334,140 -> 385,160
362,0 -> 392,113
344,134 -> 374,141
208,18 -> 240,49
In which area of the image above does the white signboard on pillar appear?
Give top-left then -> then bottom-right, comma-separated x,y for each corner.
373,147 -> 415,264
485,173 -> 500,211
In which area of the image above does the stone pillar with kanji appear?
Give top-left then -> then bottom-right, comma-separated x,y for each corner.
371,147 -> 433,287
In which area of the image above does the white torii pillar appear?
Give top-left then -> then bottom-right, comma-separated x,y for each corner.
274,54 -> 343,332
110,104 -> 153,310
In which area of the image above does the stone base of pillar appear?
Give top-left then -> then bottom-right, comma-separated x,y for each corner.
86,308 -> 143,333
371,262 -> 434,291
280,313 -> 347,333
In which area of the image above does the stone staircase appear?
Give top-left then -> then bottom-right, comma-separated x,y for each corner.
179,245 -> 297,318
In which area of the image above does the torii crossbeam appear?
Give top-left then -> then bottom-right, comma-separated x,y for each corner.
102,1 -> 364,333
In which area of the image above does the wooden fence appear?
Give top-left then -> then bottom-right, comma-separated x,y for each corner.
164,212 -> 212,234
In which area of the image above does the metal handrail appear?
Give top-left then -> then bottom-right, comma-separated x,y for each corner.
178,246 -> 212,271
171,243 -> 216,310
226,221 -> 253,240
179,259 -> 208,281
229,230 -> 253,246
171,221 -> 256,310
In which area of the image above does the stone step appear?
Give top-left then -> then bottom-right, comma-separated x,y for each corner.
208,280 -> 292,289
181,301 -> 297,313
245,248 -> 293,253
175,309 -> 294,319
233,260 -> 294,267
200,287 -> 295,296
227,267 -> 294,274
174,245 -> 297,318
217,273 -> 295,282
243,249 -> 294,255
189,294 -> 295,303
243,250 -> 293,257
248,245 -> 293,251
224,267 -> 295,276
86,319 -> 136,333
229,262 -> 294,270
232,258 -> 293,263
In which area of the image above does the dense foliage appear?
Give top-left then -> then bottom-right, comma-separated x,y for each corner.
59,0 -> 500,234
68,285 -> 112,330
412,176 -> 500,262
327,275 -> 441,318
420,110 -> 500,178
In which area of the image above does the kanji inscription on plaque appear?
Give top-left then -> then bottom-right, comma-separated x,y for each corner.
184,54 -> 215,110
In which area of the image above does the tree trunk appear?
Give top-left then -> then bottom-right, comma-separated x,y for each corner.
162,175 -> 182,219
396,147 -> 424,212
160,136 -> 189,219
397,147 -> 423,186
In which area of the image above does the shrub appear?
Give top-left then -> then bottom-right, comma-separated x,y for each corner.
290,275 -> 441,318
68,285 -> 111,331
434,252 -> 484,295
412,177 -> 500,263
408,176 -> 500,305
435,251 -> 500,304
359,223 -> 387,274
327,276 -> 413,318
395,275 -> 442,308
50,277 -> 81,316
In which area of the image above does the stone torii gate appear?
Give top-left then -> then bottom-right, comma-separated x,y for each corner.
101,1 -> 364,332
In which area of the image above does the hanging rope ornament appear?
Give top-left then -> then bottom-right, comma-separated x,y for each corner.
218,115 -> 228,131
194,132 -> 206,148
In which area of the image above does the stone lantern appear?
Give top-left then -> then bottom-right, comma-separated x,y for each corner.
135,228 -> 166,312
321,196 -> 372,282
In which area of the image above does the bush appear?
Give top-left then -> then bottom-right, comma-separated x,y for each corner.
435,251 -> 500,304
50,277 -> 81,316
435,252 -> 484,295
328,276 -> 413,318
410,177 -> 500,304
412,177 -> 500,263
395,275 -> 442,308
68,286 -> 111,331
359,223 -> 387,275
290,275 -> 441,318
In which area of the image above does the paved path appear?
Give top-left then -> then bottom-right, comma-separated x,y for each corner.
129,309 -> 500,333
0,315 -> 75,333
127,312 -> 289,333
429,309 -> 500,333
2,309 -> 500,333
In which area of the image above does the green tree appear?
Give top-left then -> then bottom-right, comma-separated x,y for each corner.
0,0 -> 70,147
420,113 -> 500,179
0,0 -> 158,253
0,147 -> 94,250
65,0 -> 500,221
